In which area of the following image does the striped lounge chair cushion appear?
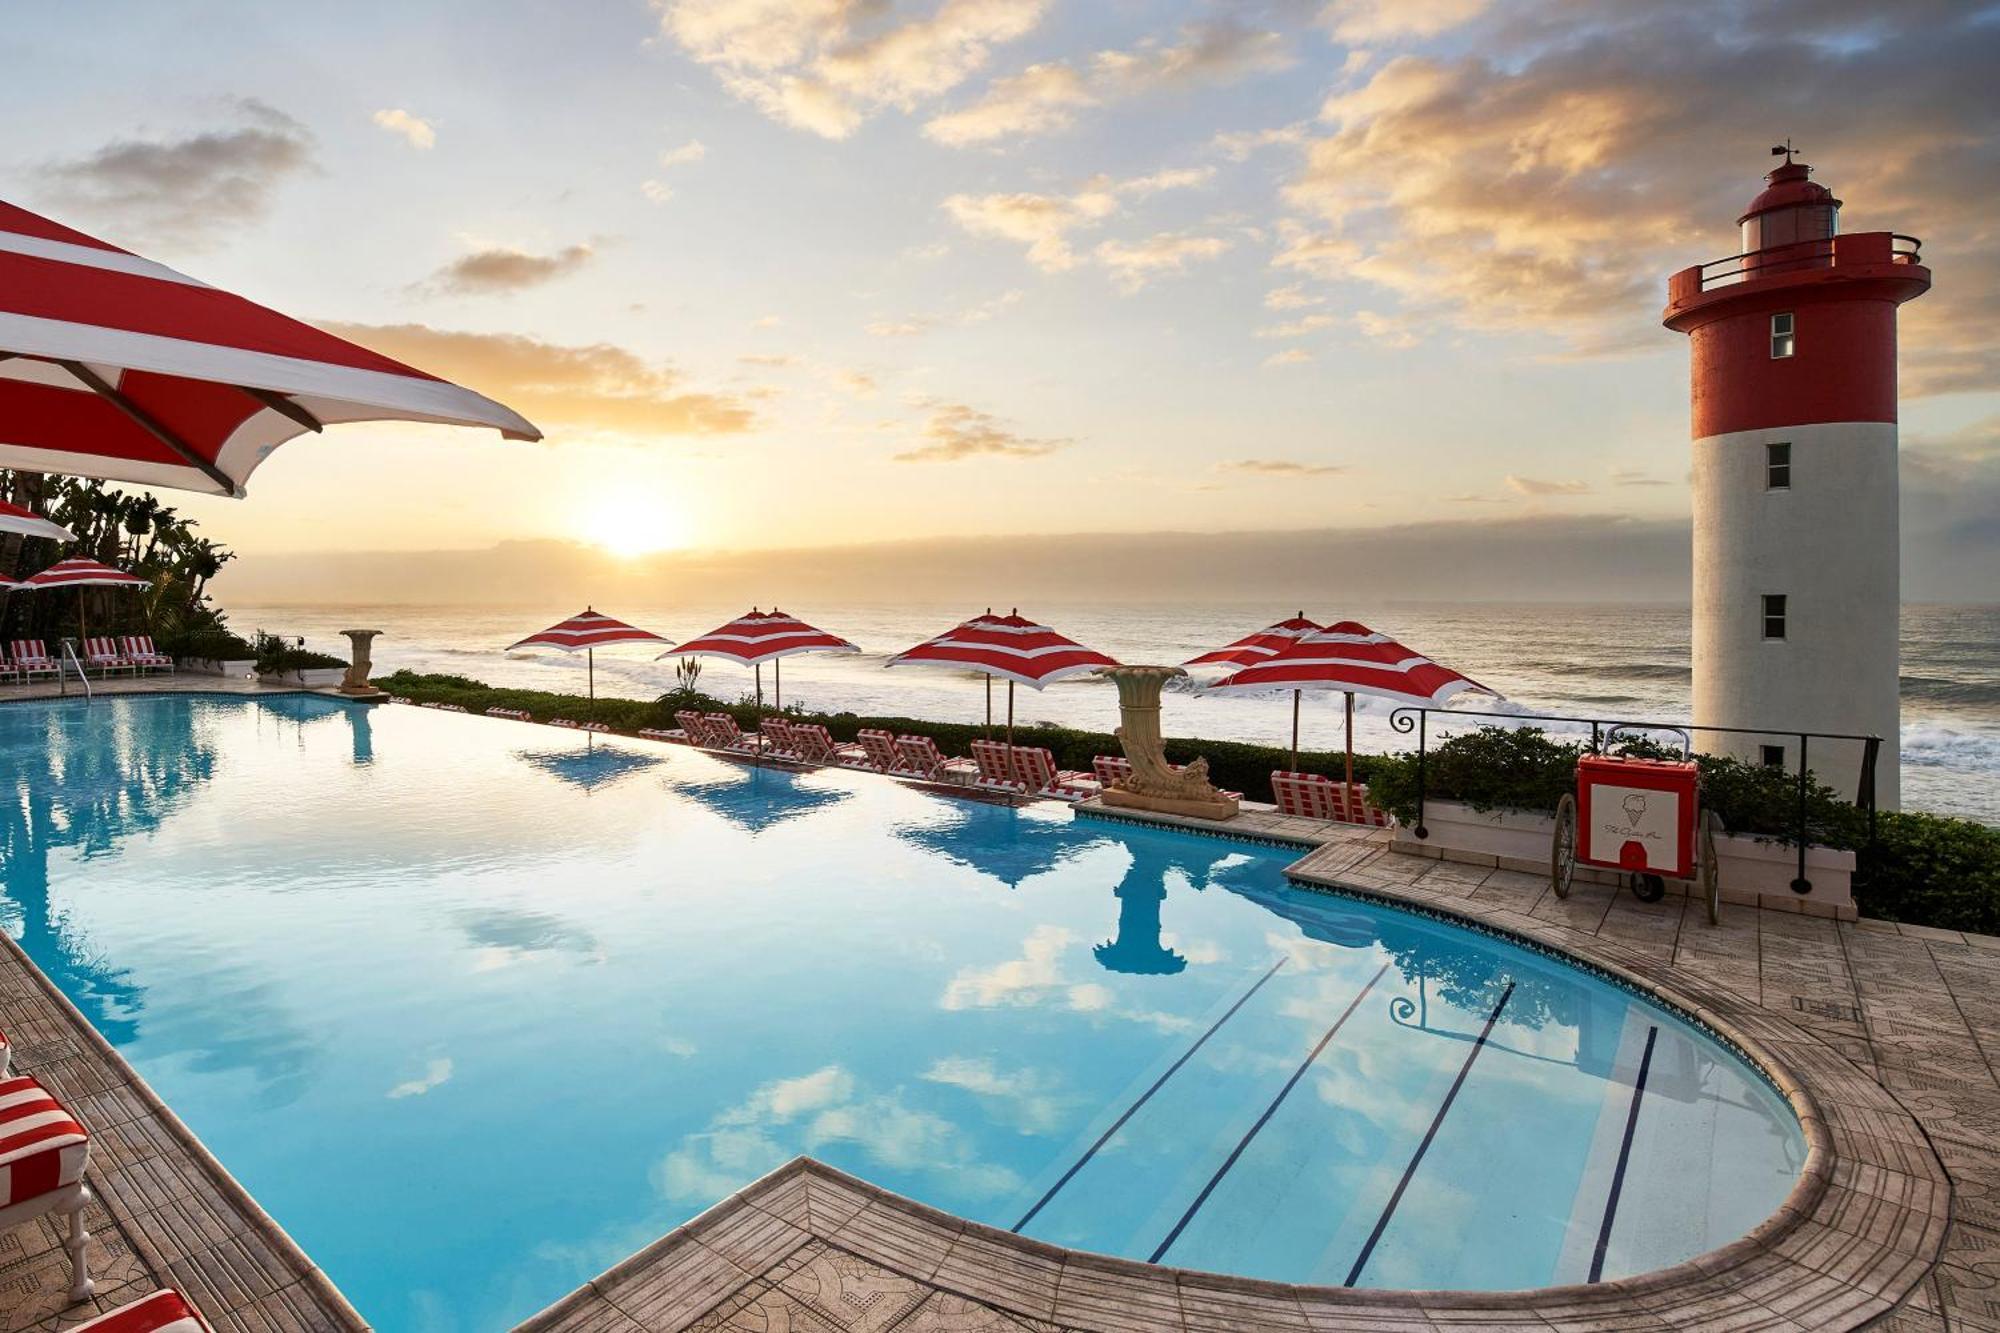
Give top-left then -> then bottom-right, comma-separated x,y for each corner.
0,1074 -> 89,1208
71,1290 -> 214,1333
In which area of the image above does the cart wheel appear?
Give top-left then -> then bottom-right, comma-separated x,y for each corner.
1632,873 -> 1667,904
1551,793 -> 1577,899
1700,810 -> 1723,925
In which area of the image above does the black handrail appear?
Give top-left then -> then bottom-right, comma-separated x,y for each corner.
1387,706 -> 1884,896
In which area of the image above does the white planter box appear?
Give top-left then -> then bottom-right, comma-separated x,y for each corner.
1390,798 -> 1856,919
256,667 -> 348,687
182,658 -> 257,678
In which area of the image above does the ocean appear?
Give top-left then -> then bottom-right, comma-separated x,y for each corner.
226,601 -> 2000,826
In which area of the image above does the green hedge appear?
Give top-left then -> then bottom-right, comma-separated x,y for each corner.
373,670 -> 1379,803
1366,724 -> 2000,933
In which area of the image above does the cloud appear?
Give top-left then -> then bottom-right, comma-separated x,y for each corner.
1214,123 -> 1309,161
923,21 -> 1288,147
37,99 -> 313,249
1264,284 -> 1324,311
865,317 -> 934,337
640,180 -> 675,204
387,1057 -> 452,1099
942,168 -> 1215,277
1320,0 -> 1487,42
659,137 -> 707,167
1256,313 -> 1335,339
1093,232 -> 1231,291
1278,2 -> 2000,384
1264,347 -> 1314,367
958,288 -> 1024,323
372,108 -> 436,150
895,403 -> 1067,462
425,243 -> 595,295
1505,475 -> 1591,496
319,322 -> 755,436
1610,468 -> 1668,487
1353,309 -> 1419,348
1222,458 -> 1347,477
656,0 -> 1047,139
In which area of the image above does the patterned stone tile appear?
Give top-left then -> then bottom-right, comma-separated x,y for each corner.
891,1292 -> 1060,1332
770,1243 -> 927,1332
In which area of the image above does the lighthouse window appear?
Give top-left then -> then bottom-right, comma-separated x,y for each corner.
1766,442 -> 1792,489
1762,593 -> 1788,640
1770,312 -> 1796,358
1760,745 -> 1787,769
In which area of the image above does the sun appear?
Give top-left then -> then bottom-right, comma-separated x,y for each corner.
580,494 -> 688,559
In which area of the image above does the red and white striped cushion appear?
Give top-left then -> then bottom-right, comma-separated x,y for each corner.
71,1289 -> 213,1333
0,1074 -> 90,1207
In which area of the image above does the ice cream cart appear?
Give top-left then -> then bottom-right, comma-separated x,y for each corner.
1551,734 -> 1723,924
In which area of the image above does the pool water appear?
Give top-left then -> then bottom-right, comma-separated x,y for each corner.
0,696 -> 1804,1330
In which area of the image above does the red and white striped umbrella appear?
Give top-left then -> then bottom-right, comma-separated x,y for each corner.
663,608 -> 857,711
1184,614 -> 1322,670
1208,620 -> 1498,781
18,556 -> 149,651
0,200 -> 539,497
21,556 -> 149,589
507,609 -> 672,706
0,498 -> 74,543
887,609 -> 1118,740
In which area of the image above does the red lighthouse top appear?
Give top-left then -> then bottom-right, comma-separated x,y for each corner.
1738,160 -> 1842,251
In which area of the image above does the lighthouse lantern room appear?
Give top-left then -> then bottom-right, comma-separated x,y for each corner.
1663,150 -> 1930,808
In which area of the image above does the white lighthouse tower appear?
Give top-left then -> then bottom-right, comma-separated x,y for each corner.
1663,151 -> 1930,808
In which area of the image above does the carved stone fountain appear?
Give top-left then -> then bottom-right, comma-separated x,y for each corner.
1094,665 -> 1238,821
338,629 -> 388,701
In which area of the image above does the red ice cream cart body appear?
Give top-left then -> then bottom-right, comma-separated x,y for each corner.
1575,754 -> 1700,880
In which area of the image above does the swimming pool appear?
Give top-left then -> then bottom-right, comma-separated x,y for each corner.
0,695 -> 1804,1330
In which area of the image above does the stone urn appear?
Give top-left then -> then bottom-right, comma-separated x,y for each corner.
338,629 -> 388,700
1093,665 -> 1238,821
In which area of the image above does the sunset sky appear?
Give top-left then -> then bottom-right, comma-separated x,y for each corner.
2,0 -> 1995,590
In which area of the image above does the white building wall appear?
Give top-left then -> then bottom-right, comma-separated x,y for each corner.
1691,420 -> 1900,808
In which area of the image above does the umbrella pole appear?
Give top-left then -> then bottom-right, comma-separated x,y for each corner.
587,648 -> 595,723
1290,689 -> 1300,772
1345,692 -> 1356,791
1006,679 -> 1014,746
774,659 -> 782,712
984,676 -> 992,740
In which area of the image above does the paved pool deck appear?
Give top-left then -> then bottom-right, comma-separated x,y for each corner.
0,686 -> 1992,1330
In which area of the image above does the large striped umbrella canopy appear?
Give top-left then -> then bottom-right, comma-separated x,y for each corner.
664,608 -> 858,711
1208,620 -> 1498,782
507,609 -> 671,707
0,498 -> 74,543
21,556 -> 148,589
887,609 -> 1118,740
19,556 -> 149,653
0,200 -> 539,497
1184,614 -> 1322,670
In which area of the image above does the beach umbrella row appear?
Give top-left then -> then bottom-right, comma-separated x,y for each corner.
884,609 -> 1117,743
670,609 -> 858,710
5,557 -> 151,655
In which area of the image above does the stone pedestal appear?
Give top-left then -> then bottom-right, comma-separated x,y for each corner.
1094,665 -> 1238,821
338,629 -> 388,701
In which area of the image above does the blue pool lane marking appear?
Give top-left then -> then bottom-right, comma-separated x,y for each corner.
1588,1023 -> 1659,1283
1148,960 -> 1395,1264
1011,955 -> 1289,1234
1343,979 -> 1516,1288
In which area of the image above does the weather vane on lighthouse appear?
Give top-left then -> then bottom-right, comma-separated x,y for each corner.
1770,138 -> 1799,164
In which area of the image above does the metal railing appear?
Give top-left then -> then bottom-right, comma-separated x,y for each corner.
1691,232 -> 1922,292
56,639 -> 92,700
1387,706 -> 1883,895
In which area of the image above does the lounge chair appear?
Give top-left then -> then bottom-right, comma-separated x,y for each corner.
71,1290 -> 214,1333
0,1070 -> 95,1301
549,718 -> 579,729
82,638 -> 133,675
791,723 -> 869,767
896,734 -> 978,784
0,652 -> 18,686
486,707 -> 533,720
760,718 -> 805,760
637,726 -> 688,742
675,710 -> 712,745
9,641 -> 56,681
1010,746 -> 1100,802
703,713 -> 762,755
970,739 -> 1026,795
1270,771 -> 1392,826
121,635 -> 174,673
856,728 -> 904,772
1093,754 -> 1243,800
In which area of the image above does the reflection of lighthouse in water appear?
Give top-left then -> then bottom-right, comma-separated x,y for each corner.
1093,859 -> 1188,976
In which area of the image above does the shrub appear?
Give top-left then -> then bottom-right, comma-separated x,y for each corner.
252,632 -> 346,674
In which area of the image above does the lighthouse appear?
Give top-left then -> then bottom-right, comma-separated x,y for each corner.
1663,151 -> 1930,808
